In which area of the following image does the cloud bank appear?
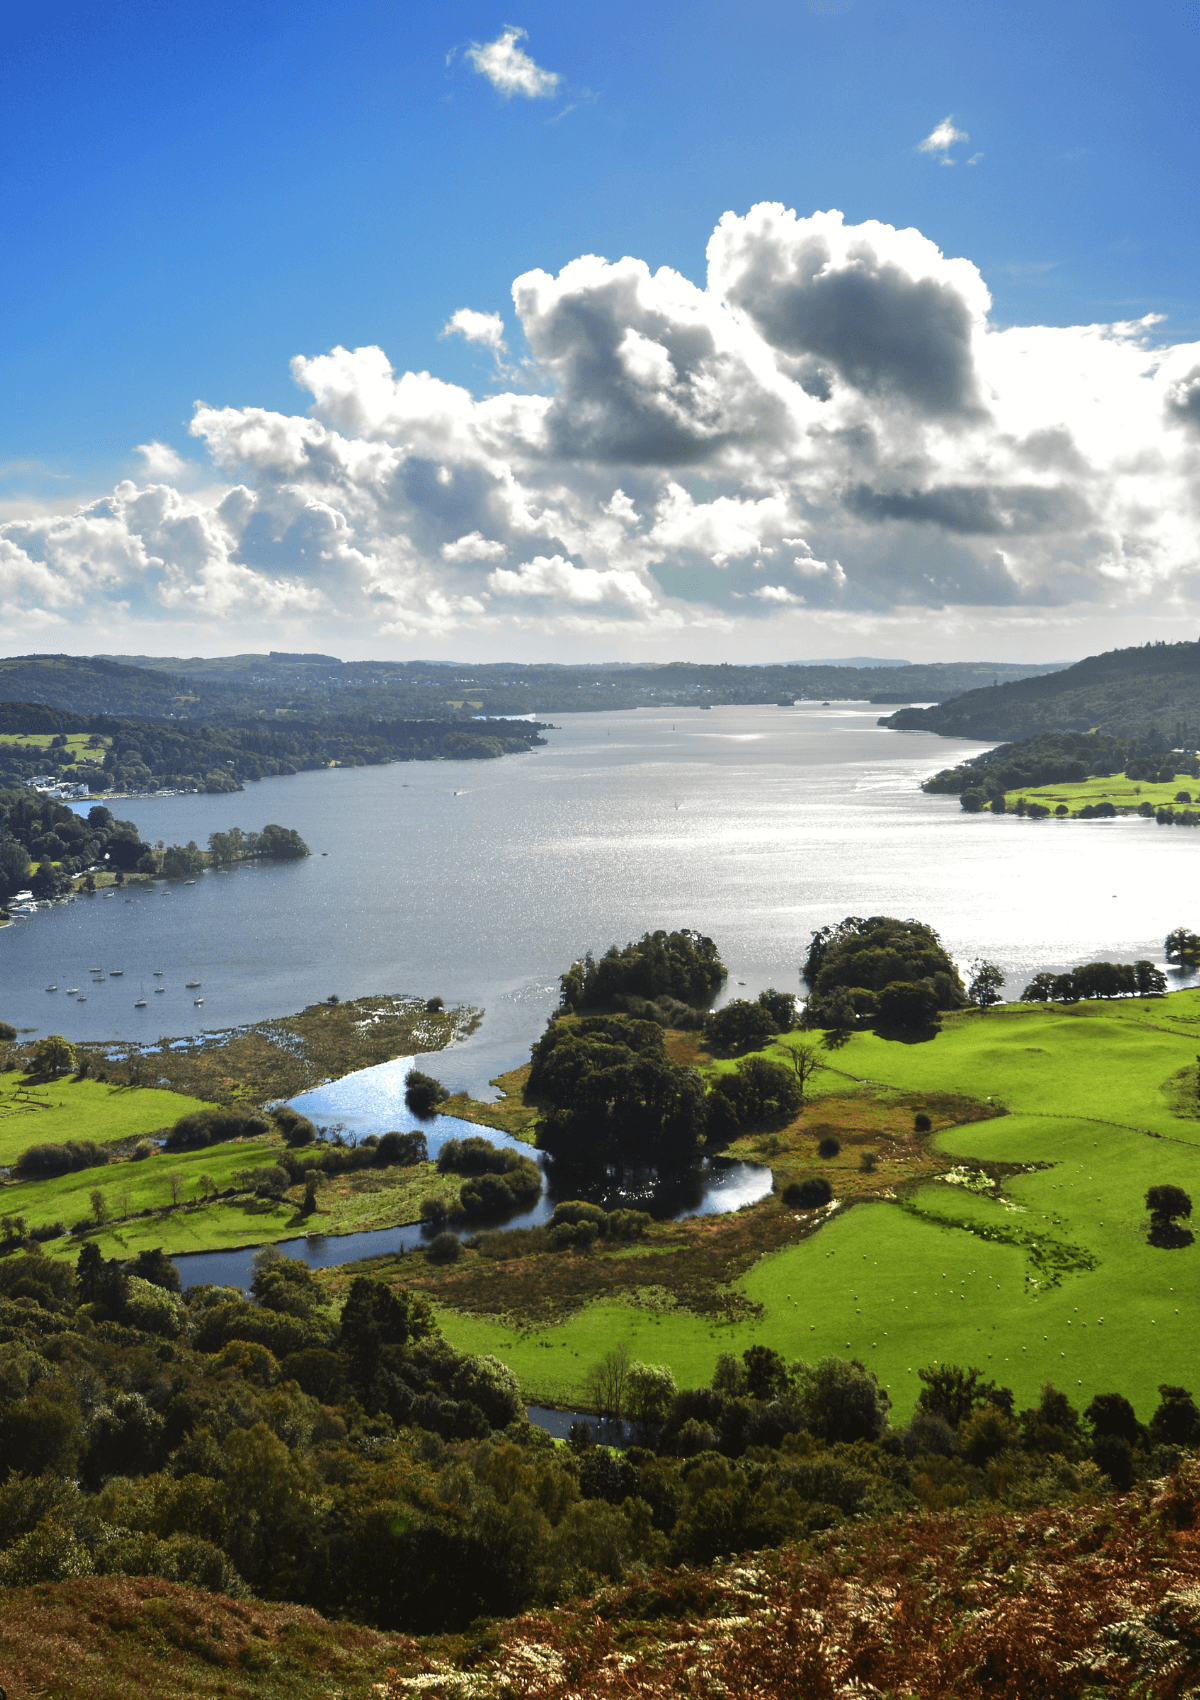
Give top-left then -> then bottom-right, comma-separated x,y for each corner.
5,203 -> 1200,652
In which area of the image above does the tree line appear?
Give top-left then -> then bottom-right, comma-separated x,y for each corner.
0,1245 -> 1197,1634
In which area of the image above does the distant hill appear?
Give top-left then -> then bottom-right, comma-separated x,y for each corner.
0,653 -> 235,719
880,640 -> 1200,743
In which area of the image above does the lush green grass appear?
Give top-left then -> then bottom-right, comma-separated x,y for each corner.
438,996 -> 1200,1422
0,1071 -> 211,1167
0,731 -> 107,753
6,1137 -> 288,1248
1002,769 -> 1198,814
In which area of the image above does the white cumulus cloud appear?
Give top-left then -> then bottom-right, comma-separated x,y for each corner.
5,201 -> 1200,651
466,27 -> 560,99
441,308 -> 508,354
136,441 -> 188,478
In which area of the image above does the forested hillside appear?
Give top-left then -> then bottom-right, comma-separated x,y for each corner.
881,639 -> 1200,741
0,707 -> 547,794
3,651 -> 1063,724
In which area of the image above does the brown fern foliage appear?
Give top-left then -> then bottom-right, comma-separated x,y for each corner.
381,1461 -> 1200,1700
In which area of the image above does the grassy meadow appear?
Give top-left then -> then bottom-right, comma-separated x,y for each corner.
0,1072 -> 211,1167
1002,768 -> 1199,814
426,996 -> 1200,1423
0,731 -> 109,754
0,1063 -> 439,1261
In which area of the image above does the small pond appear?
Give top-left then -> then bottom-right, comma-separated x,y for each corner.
170,1053 -> 771,1290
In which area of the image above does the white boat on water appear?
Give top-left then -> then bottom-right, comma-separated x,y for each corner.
186,980 -> 201,988
154,986 -> 166,993
66,988 -> 79,995
110,970 -> 124,976
46,984 -> 57,992
134,997 -> 147,1008
194,997 -> 204,1006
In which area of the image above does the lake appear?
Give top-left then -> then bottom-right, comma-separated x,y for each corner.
4,701 -> 1198,1108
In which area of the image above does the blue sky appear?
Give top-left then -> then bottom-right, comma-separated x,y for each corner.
2,0 -> 1199,661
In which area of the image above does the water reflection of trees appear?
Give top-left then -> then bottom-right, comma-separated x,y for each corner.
545,1151 -> 728,1218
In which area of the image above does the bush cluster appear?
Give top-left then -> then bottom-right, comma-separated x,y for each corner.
0,1250 -> 1197,1637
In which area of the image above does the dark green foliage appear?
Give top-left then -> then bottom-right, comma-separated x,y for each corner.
1149,1385 -> 1200,1448
782,1176 -> 833,1209
702,999 -> 778,1055
426,1231 -> 464,1264
434,1135 -> 543,1221
1017,1383 -> 1082,1459
163,1107 -> 272,1151
375,1129 -> 427,1166
128,1247 -> 182,1293
913,1112 -> 932,1133
274,1106 -> 317,1147
883,640 -> 1200,743
876,982 -> 940,1030
15,1138 -> 107,1179
756,988 -> 796,1031
804,915 -> 966,1010
559,929 -> 726,1013
708,1055 -> 803,1137
1147,1183 -> 1194,1247
817,1135 -> 841,1157
1167,927 -> 1200,966
916,1365 -> 1015,1428
530,1014 -> 708,1168
404,1069 -> 449,1118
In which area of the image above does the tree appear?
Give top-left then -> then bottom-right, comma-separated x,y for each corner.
967,959 -> 1006,1014
1146,1183 -> 1193,1246
756,988 -> 796,1032
1134,960 -> 1167,997
794,1356 -> 891,1443
876,982 -> 939,1030
32,1034 -> 75,1078
1166,927 -> 1200,966
702,999 -> 777,1055
782,1176 -> 833,1209
583,1341 -> 632,1421
916,1364 -> 1014,1428
804,915 -> 966,1007
89,1188 -> 109,1225
625,1360 -> 677,1429
785,1043 -> 823,1099
404,1069 -> 449,1118
130,1247 -> 181,1293
1149,1384 -> 1200,1448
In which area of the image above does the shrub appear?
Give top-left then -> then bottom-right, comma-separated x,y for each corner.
817,1135 -> 841,1158
405,1069 -> 450,1118
163,1108 -> 271,1151
876,982 -> 939,1030
703,999 -> 778,1055
376,1129 -> 428,1166
15,1139 -> 107,1179
131,1138 -> 156,1160
426,1231 -> 463,1264
274,1106 -> 317,1147
782,1176 -> 833,1210
914,1111 -> 932,1132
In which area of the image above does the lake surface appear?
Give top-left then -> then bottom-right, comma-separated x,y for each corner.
5,701 -> 1199,1106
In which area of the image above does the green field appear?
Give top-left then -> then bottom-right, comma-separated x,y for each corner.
0,732 -> 108,754
0,1071 -> 212,1167
0,1065 -> 442,1261
1003,768 -> 1199,814
436,997 -> 1200,1422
